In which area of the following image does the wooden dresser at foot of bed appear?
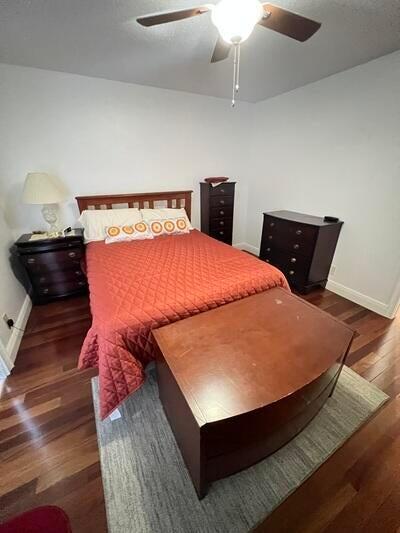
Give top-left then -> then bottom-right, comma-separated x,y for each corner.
259,211 -> 343,294
200,182 -> 235,245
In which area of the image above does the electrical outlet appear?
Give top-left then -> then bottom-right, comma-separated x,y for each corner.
2,313 -> 12,329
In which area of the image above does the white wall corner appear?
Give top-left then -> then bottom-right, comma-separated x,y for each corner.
326,279 -> 394,319
4,294 -> 32,371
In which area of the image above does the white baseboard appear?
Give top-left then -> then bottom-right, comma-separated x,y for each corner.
5,294 -> 32,368
234,242 -> 397,319
326,280 -> 394,318
233,242 -> 260,255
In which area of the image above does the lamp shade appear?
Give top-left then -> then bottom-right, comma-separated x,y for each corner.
22,173 -> 66,205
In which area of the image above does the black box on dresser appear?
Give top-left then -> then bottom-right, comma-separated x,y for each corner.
259,211 -> 343,294
14,229 -> 87,304
200,182 -> 235,245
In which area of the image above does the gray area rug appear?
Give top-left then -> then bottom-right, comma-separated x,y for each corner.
92,366 -> 388,533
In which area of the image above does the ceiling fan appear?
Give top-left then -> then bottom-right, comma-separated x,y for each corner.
137,0 -> 321,106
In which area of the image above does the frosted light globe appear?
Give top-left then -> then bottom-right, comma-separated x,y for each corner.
211,0 -> 264,44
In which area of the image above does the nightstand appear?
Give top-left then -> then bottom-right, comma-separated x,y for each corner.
14,229 -> 87,304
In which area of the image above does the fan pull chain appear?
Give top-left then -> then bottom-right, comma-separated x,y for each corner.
231,43 -> 241,108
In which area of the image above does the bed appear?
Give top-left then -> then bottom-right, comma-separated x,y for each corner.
76,191 -> 289,419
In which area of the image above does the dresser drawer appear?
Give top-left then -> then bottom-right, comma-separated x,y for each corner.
262,217 -> 317,257
262,248 -> 309,286
210,206 -> 233,219
209,183 -> 235,197
36,279 -> 87,298
210,218 -> 233,231
32,269 -> 85,287
21,248 -> 83,272
210,227 -> 233,243
210,196 -> 234,208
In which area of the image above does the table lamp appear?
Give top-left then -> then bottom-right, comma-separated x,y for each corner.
22,172 -> 66,236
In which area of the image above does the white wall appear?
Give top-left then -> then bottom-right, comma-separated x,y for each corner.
0,63 -> 252,243
246,51 -> 400,317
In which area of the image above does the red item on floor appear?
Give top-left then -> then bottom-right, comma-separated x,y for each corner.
0,506 -> 72,533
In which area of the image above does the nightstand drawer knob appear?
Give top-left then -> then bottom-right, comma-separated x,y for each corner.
78,281 -> 85,287
268,235 -> 273,240
219,210 -> 225,216
265,259 -> 270,263
266,247 -> 271,252
219,200 -> 225,205
42,288 -> 49,294
219,221 -> 224,226
290,257 -> 297,263
296,229 -> 302,235
75,270 -> 82,276
289,270 -> 295,276
27,257 -> 36,264
269,222 -> 275,227
293,244 -> 300,250
68,251 -> 77,258
219,231 -> 224,236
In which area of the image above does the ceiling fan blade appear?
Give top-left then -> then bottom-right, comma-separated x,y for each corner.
211,37 -> 232,63
137,6 -> 210,27
259,3 -> 321,42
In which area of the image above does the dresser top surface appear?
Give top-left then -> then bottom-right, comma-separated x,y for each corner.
15,229 -> 83,247
264,210 -> 342,227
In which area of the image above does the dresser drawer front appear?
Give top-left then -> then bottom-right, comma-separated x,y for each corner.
210,227 -> 233,242
36,279 -> 87,298
22,248 -> 83,271
210,218 -> 233,231
262,216 -> 317,257
209,183 -> 235,197
210,206 -> 233,219
262,248 -> 309,286
32,269 -> 85,286
210,195 -> 234,208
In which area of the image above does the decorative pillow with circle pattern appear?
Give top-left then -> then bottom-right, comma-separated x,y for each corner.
149,218 -> 190,238
105,222 -> 153,244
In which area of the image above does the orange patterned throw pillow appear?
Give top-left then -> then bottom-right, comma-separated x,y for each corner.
105,222 -> 153,244
149,218 -> 190,238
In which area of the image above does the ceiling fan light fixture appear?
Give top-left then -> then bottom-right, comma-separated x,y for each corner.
211,0 -> 264,44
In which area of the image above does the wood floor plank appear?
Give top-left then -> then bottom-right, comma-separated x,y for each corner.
0,290 -> 398,532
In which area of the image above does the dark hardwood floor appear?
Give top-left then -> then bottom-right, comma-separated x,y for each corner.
0,289 -> 399,532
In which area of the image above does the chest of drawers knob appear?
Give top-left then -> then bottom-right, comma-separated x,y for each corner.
219,221 -> 225,226
268,235 -> 273,240
289,270 -> 295,276
68,251 -> 77,258
219,210 -> 225,216
265,259 -> 270,263
75,270 -> 82,276
296,229 -> 302,235
39,276 -> 46,283
219,200 -> 225,205
42,287 -> 49,294
219,231 -> 224,236
293,244 -> 300,250
27,257 -> 36,264
290,257 -> 297,263
269,222 -> 275,227
266,247 -> 271,252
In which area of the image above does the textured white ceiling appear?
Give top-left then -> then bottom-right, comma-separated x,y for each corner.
0,0 -> 399,102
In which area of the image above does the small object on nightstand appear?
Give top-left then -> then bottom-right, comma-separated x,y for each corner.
259,210 -> 343,294
14,228 -> 87,305
200,181 -> 236,245
323,216 -> 339,223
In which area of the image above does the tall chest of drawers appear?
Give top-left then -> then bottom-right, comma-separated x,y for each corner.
200,182 -> 235,245
259,211 -> 343,293
15,229 -> 87,304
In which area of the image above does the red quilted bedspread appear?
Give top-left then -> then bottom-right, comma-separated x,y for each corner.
79,230 -> 289,419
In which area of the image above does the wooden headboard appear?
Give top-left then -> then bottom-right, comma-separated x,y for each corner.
75,190 -> 193,220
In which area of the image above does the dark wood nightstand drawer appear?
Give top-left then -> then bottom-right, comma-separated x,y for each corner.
210,196 -> 234,208
262,218 -> 317,257
36,279 -> 87,298
209,183 -> 235,197
22,248 -> 83,270
210,206 -> 233,219
32,269 -> 85,286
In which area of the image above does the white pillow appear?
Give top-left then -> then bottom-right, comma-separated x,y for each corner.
78,208 -> 143,243
140,208 -> 193,230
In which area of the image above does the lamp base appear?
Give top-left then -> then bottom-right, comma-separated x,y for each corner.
41,204 -> 59,234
